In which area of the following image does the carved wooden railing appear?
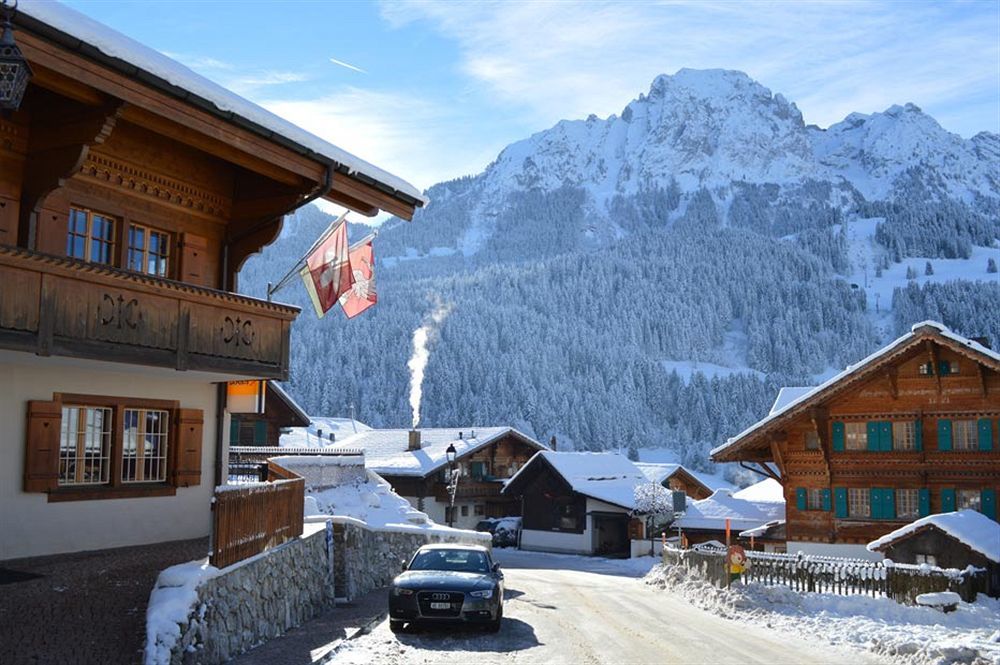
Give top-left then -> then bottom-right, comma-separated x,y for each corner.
0,245 -> 298,378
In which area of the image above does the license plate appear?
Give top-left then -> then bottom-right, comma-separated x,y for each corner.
430,602 -> 451,609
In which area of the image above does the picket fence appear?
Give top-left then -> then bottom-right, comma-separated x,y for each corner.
663,546 -> 985,604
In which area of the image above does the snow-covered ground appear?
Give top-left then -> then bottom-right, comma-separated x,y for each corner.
646,562 -> 1000,665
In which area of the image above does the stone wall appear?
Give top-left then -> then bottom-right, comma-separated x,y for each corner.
333,522 -> 492,601
168,525 -> 335,664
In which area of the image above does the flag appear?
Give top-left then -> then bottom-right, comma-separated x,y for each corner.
299,219 -> 353,318
338,235 -> 377,319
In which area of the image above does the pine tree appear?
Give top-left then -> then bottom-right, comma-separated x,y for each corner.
906,265 -> 917,280
925,261 -> 934,276
989,258 -> 998,274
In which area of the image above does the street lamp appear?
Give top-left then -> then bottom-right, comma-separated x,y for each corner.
445,443 -> 458,527
0,0 -> 32,113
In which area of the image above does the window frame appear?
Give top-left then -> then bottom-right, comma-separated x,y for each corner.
805,488 -> 824,510
957,489 -> 981,512
49,393 -> 180,502
67,206 -> 117,265
892,421 -> 918,451
895,489 -> 920,520
844,422 -> 867,451
847,487 -> 870,518
952,420 -> 978,451
127,222 -> 172,278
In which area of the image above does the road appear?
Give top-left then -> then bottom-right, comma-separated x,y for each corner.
328,549 -> 887,664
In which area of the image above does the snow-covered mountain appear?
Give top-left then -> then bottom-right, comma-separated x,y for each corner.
241,69 -> 999,481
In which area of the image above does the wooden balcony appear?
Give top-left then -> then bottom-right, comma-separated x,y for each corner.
0,245 -> 298,379
433,480 -> 505,502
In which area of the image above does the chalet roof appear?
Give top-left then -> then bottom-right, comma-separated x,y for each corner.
504,451 -> 648,511
866,510 -> 1000,562
674,487 -> 785,532
634,462 -> 731,495
281,427 -> 545,478
18,1 -> 427,208
738,520 -> 786,540
732,478 -> 784,503
711,321 -> 1000,462
267,382 -> 310,428
769,387 -> 812,415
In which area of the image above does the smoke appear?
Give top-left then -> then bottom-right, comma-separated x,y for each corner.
407,300 -> 452,429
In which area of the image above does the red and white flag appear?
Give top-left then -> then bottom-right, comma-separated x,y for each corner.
338,236 -> 377,319
299,218 -> 353,319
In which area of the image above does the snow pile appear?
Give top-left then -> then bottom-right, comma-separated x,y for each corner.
674,486 -> 784,532
645,563 -> 1000,665
144,560 -> 219,665
510,451 -> 649,510
868,510 -> 1000,563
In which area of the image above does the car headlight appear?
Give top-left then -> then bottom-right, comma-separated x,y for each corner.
469,589 -> 493,599
393,588 -> 414,596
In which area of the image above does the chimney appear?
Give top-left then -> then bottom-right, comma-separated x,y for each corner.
459,431 -> 463,439
316,428 -> 323,440
329,432 -> 336,443
550,435 -> 557,451
972,336 -> 992,350
408,429 -> 421,451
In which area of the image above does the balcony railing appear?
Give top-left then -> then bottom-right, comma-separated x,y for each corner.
433,480 -> 505,502
0,245 -> 298,378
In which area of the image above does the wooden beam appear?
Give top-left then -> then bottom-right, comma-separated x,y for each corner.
977,362 -> 989,398
769,435 -> 786,479
809,407 -> 833,480
324,187 -> 379,218
926,340 -> 942,394
328,171 -> 415,220
885,366 -> 898,400
739,461 -> 782,484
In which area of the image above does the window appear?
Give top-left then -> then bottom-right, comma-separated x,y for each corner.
896,489 -> 919,519
957,489 -> 981,512
892,421 -> 918,451
121,408 -> 169,483
445,506 -> 456,523
953,420 -> 978,451
806,489 -> 824,510
845,422 -> 867,450
940,361 -> 959,375
848,488 -> 870,518
59,406 -> 112,486
474,504 -> 485,516
915,553 -> 937,566
127,224 -> 170,277
805,430 -> 820,450
918,362 -> 934,376
67,207 -> 116,264
460,505 -> 469,517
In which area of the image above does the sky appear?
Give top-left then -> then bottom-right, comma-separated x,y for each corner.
61,0 -> 1000,203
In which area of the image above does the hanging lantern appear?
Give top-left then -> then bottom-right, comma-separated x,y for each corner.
0,0 -> 32,113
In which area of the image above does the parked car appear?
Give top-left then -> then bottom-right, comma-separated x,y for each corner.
474,516 -> 521,548
389,544 -> 504,633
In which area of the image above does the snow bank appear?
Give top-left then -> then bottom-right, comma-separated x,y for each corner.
645,563 -> 1000,665
144,560 -> 219,665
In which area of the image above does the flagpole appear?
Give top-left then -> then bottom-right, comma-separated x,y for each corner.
267,212 -> 350,301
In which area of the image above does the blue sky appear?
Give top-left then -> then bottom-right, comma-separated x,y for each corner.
64,0 -> 999,196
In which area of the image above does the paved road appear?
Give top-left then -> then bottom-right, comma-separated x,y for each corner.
329,550 -> 886,664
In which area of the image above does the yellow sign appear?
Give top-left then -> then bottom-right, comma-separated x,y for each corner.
227,380 -> 265,414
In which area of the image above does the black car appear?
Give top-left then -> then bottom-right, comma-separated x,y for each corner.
388,544 -> 504,633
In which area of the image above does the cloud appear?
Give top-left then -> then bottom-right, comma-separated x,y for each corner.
379,0 -> 1000,137
330,57 -> 367,74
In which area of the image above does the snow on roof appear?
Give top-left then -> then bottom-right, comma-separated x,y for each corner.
283,427 -> 545,478
635,462 -> 734,494
732,478 -> 785,503
281,417 -> 371,448
770,387 -> 812,415
19,1 -> 427,206
738,520 -> 786,538
674,488 -> 785,532
867,509 -> 1000,562
712,321 -> 1000,459
510,451 -> 649,510
267,382 -> 309,425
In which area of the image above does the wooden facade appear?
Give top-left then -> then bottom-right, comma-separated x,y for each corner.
229,382 -> 310,447
712,324 -> 1000,548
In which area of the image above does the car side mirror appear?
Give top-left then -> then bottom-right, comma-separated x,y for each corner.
492,562 -> 501,573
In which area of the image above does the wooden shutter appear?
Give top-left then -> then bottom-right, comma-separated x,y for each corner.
172,408 -> 204,487
940,488 -> 956,512
981,489 -> 997,521
882,488 -> 896,520
795,488 -> 807,511
179,233 -> 210,287
229,416 -> 240,445
938,361 -> 951,376
879,422 -> 893,451
832,422 -> 845,452
254,419 -> 267,445
870,488 -> 882,519
834,488 -> 848,518
24,400 -> 62,492
821,488 -> 832,512
866,422 -> 879,451
937,419 -> 952,451
918,489 -> 930,517
978,418 -> 993,451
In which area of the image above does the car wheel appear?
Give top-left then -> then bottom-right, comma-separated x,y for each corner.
389,619 -> 405,634
487,605 -> 503,633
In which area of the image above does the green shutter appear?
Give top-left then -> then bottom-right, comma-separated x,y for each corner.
941,488 -> 956,512
978,418 -> 993,451
821,488 -> 832,512
914,420 -> 923,451
229,417 -> 240,444
938,361 -> 951,376
471,461 -> 485,480
880,422 -> 893,451
796,487 -> 807,511
918,489 -> 930,517
866,422 -> 880,451
834,488 -> 848,518
832,422 -> 845,452
870,488 -> 881,519
937,419 -> 953,451
883,488 -> 896,520
254,420 -> 267,445
982,490 -> 997,520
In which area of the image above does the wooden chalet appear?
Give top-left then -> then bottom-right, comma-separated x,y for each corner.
635,462 -> 716,499
1,3 -> 423,560
711,322 -> 1000,559
229,381 -> 309,447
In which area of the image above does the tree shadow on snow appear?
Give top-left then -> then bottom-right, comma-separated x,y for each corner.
394,617 -> 540,652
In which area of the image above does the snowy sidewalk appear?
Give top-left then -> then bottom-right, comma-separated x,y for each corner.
230,586 -> 388,665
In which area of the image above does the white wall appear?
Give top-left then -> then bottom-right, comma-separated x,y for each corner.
1,351 -> 222,560
630,538 -> 665,559
400,496 -> 493,531
521,498 -> 631,555
787,541 -> 884,561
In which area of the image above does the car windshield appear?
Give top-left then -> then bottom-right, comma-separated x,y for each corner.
408,549 -> 490,573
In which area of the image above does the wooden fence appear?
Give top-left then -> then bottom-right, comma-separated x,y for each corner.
210,462 -> 305,568
663,547 -> 985,604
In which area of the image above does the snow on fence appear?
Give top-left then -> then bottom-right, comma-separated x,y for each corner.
210,461 -> 304,568
662,547 -> 986,604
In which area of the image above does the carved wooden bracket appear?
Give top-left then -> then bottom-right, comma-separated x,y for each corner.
886,366 -> 898,400
977,362 -> 989,398
925,339 -> 942,395
809,407 -> 833,480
